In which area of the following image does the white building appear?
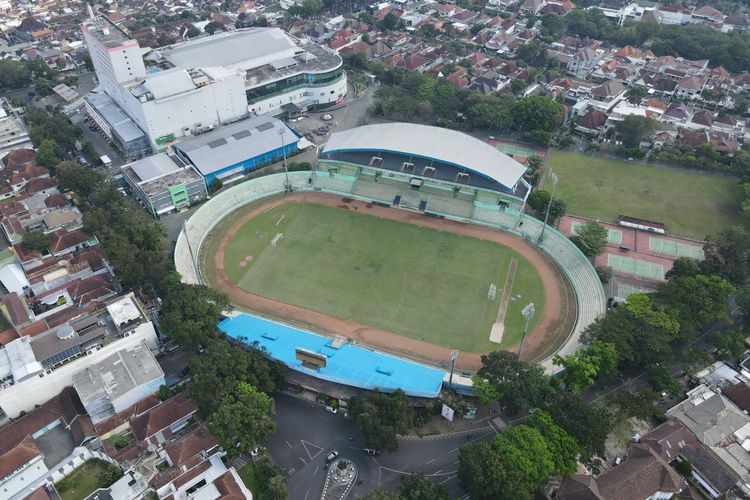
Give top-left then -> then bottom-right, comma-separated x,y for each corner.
0,294 -> 158,419
72,341 -> 165,424
0,99 -> 32,157
82,18 -> 346,156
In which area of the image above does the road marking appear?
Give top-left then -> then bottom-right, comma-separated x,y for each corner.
379,465 -> 457,476
434,469 -> 443,475
301,440 -> 324,460
439,474 -> 457,485
313,466 -> 319,477
448,430 -> 496,453
304,490 -> 309,500
424,459 -> 435,465
454,460 -> 460,465
299,456 -> 307,464
285,440 -> 293,448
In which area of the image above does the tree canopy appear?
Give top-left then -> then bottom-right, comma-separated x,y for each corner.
22,230 -> 50,252
208,382 -> 276,458
348,390 -> 414,451
160,283 -> 229,350
571,220 -> 609,258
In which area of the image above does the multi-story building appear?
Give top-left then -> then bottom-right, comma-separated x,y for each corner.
0,99 -> 32,158
81,17 -> 346,158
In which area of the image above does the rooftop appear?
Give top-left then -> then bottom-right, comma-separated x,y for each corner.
72,341 -> 163,422
82,16 -> 133,49
121,154 -> 203,198
85,90 -> 147,144
322,123 -> 528,191
174,116 -> 299,177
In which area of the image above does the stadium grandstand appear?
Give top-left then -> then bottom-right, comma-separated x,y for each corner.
318,123 -> 531,217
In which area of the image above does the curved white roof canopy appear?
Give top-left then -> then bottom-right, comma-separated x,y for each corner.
322,123 -> 527,190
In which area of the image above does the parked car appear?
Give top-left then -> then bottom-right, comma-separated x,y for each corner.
325,405 -> 337,414
326,451 -> 339,463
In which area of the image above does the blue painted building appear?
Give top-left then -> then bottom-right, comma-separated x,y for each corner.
220,313 -> 446,399
173,115 -> 300,185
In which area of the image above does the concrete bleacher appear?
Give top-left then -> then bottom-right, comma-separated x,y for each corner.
175,171 -> 605,373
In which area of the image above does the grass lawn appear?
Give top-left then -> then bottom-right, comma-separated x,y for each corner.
548,150 -> 743,239
238,464 -> 266,498
56,460 -> 119,500
215,203 -> 545,351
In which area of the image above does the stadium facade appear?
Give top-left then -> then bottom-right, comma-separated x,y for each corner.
81,17 -> 345,158
319,123 -> 532,213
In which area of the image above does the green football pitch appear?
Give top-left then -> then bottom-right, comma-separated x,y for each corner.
549,151 -> 743,239
216,203 -> 546,352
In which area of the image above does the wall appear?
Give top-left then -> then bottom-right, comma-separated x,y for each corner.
0,323 -> 159,419
248,75 -> 348,115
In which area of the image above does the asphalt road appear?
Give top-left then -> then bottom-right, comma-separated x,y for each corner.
269,393 -> 498,499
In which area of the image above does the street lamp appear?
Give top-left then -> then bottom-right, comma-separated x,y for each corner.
518,303 -> 536,358
278,127 -> 290,191
537,172 -> 559,244
448,350 -> 459,390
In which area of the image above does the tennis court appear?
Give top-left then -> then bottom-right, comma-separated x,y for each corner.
496,143 -> 538,158
571,221 -> 623,244
607,254 -> 664,280
648,236 -> 704,259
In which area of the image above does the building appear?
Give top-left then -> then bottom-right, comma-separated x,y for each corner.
0,294 -> 158,419
82,17 -> 344,157
0,99 -> 32,157
158,27 -> 347,117
121,153 -> 207,218
72,342 -> 165,424
173,116 -> 300,185
319,122 -> 531,211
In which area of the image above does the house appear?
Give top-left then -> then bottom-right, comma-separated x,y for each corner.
691,109 -> 713,128
692,5 -> 724,24
568,47 -> 602,79
520,0 -> 546,14
557,443 -> 687,500
591,80 -> 625,103
575,107 -> 608,135
130,394 -> 198,450
675,75 -> 706,99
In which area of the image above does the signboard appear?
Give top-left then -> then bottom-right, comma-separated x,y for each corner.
295,347 -> 327,369
441,404 -> 454,422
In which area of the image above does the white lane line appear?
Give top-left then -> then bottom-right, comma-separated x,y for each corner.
299,456 -> 307,464
285,440 -> 293,448
379,466 -> 457,476
424,459 -> 435,465
453,460 -> 460,465
303,490 -> 309,500
438,474 -> 457,485
448,430 -> 495,453
434,469 -> 443,475
313,466 -> 319,477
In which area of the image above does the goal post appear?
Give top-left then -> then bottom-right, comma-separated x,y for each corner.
488,283 -> 497,300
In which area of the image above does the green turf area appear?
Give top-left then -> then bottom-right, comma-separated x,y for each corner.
238,464 -> 266,498
648,236 -> 704,259
570,220 -> 622,244
56,460 -> 121,500
607,254 -> 664,280
548,151 -> 743,239
218,203 -> 546,352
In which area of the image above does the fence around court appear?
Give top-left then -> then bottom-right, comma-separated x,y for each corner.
175,171 -> 606,372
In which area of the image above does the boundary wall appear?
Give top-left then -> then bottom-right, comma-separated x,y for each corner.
174,172 -> 605,371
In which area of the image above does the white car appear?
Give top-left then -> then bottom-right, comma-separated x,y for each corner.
326,450 -> 339,463
325,405 -> 338,414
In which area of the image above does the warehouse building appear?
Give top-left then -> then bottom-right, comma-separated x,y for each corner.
173,116 -> 300,185
121,153 -> 207,218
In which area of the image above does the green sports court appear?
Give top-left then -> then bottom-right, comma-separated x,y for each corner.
495,143 -> 539,158
607,254 -> 664,280
648,236 -> 704,259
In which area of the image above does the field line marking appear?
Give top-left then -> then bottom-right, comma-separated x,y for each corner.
489,258 -> 518,344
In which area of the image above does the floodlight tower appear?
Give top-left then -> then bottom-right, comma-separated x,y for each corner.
518,303 -> 536,358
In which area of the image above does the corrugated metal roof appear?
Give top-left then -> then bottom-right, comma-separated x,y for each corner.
142,68 -> 196,99
160,28 -> 299,71
322,123 -> 527,190
128,153 -> 183,183
174,116 -> 298,176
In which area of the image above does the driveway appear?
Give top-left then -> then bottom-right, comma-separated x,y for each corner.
269,393 -> 498,499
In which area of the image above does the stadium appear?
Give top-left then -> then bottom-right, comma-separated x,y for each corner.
175,123 -> 605,397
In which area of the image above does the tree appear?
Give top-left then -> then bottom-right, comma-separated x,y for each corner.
188,338 -> 286,416
208,177 -> 223,195
348,390 -> 414,451
473,351 -> 552,414
159,283 -> 229,349
554,341 -> 617,392
646,363 -> 681,395
458,442 -> 506,500
571,220 -> 609,258
625,85 -> 647,103
525,411 -> 581,476
203,21 -> 224,35
186,26 -> 201,38
381,12 -> 401,30
614,115 -> 657,148
713,329 -> 747,363
527,190 -> 550,213
56,161 -> 103,197
360,488 -> 401,500
701,226 -> 750,285
36,139 -> 60,168
209,382 -> 276,459
266,475 -> 287,500
399,473 -> 450,500
22,230 -> 50,252
543,390 -> 612,458
656,274 -> 734,329
512,96 -> 564,133
549,198 -> 567,222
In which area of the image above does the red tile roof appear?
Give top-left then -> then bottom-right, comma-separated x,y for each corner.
130,394 -> 197,442
165,426 -> 218,469
0,436 -> 42,480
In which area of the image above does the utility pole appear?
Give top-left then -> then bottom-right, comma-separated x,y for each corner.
448,350 -> 459,390
278,127 -> 290,192
537,171 -> 559,244
518,303 -> 536,359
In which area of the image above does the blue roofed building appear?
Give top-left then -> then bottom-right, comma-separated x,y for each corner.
219,313 -> 446,399
173,116 -> 300,185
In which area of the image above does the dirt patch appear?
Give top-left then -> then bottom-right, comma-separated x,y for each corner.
205,192 -> 570,372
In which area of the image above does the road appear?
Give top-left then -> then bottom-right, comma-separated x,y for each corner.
269,393 -> 498,499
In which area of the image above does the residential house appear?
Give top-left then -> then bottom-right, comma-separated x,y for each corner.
675,75 -> 706,99
130,394 -> 198,450
568,47 -> 602,79
575,107 -> 608,135
692,5 -> 724,25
